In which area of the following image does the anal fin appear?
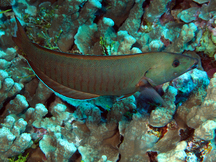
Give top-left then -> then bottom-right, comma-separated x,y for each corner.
27,61 -> 100,99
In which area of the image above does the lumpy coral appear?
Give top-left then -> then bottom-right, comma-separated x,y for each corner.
1,0 -> 216,161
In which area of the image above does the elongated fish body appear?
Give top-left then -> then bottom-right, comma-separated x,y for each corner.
12,16 -> 198,99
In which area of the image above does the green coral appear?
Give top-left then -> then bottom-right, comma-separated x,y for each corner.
37,29 -> 62,50
23,5 -> 62,50
105,104 -> 111,112
99,36 -> 115,55
0,9 -> 12,14
8,153 -> 29,162
140,19 -> 153,33
196,29 -> 216,58
0,9 -> 13,30
23,6 -> 57,29
124,109 -> 137,120
102,0 -> 112,10
17,67 -> 35,79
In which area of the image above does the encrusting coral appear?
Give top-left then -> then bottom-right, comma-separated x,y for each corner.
186,72 -> 216,133
1,0 -> 216,161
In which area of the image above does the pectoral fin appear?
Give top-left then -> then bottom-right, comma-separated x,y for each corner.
139,86 -> 167,107
116,92 -> 135,101
136,76 -> 157,88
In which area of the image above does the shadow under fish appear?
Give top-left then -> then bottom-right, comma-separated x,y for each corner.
137,82 -> 166,113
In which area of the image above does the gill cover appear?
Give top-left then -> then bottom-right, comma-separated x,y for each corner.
145,53 -> 198,85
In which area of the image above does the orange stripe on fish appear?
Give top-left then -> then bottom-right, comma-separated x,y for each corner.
12,16 -> 198,100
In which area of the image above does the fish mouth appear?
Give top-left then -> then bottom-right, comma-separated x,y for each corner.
187,58 -> 198,71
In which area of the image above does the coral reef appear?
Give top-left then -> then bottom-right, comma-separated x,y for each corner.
186,72 -> 216,131
0,115 -> 33,161
157,141 -> 188,162
1,0 -> 216,161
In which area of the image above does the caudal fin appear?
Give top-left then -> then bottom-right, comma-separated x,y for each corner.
12,15 -> 31,51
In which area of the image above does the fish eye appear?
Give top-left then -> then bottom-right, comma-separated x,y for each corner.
172,59 -> 180,67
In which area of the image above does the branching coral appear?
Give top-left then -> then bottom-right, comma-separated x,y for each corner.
0,48 -> 31,110
0,116 -> 33,161
39,131 -> 77,162
165,23 -> 198,53
1,0 -> 216,161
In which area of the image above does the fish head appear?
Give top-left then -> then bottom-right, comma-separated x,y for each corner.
145,53 -> 198,85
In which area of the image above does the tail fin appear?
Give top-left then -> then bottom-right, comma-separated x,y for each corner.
12,15 -> 31,51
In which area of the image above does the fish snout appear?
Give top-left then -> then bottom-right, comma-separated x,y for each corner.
187,58 -> 198,71
191,58 -> 198,69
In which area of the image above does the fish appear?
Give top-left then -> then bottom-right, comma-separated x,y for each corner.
12,16 -> 198,100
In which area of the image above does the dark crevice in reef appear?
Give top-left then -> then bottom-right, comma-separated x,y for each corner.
68,42 -> 76,52
116,136 -> 123,162
0,101 -> 8,117
78,1 -> 88,12
69,150 -> 81,162
131,42 -> 142,50
116,125 -> 124,162
45,93 -> 56,108
94,8 -> 108,24
171,0 -> 184,10
116,153 -> 121,162
63,100 -> 77,113
116,1 -> 136,30
0,6 -> 12,11
0,94 -> 17,117
174,91 -> 192,107
112,24 -> 119,33
41,96 -> 54,117
93,1 -> 137,33
117,135 -> 124,148
18,107 -> 29,116
96,105 -> 109,121
179,127 -> 195,141
43,111 -> 53,118
147,151 -> 158,162
0,85 -> 30,118
142,0 -> 151,9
